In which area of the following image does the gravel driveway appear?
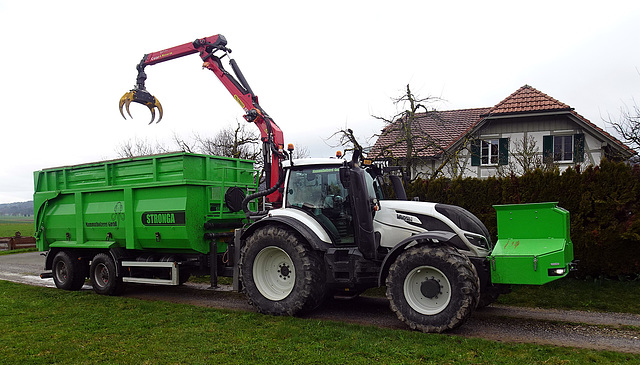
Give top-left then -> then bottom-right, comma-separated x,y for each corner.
2,251 -> 639,354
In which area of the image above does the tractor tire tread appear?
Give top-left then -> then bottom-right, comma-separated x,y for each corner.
240,225 -> 326,316
386,245 -> 480,333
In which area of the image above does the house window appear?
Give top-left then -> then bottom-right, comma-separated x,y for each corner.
471,138 -> 509,166
543,134 -> 585,163
481,139 -> 499,165
553,135 -> 573,162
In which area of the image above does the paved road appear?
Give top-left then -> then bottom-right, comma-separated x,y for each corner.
2,251 -> 640,354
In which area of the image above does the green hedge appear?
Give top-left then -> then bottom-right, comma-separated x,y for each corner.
405,160 -> 640,278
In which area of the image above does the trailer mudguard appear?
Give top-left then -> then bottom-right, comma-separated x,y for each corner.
49,241 -> 120,250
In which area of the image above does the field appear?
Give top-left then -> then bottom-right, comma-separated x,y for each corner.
0,216 -> 34,237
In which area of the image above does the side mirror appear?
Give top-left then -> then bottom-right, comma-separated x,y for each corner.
339,167 -> 350,188
388,175 -> 408,200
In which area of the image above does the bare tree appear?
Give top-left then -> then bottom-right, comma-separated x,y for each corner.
607,99 -> 640,152
289,143 -> 310,159
115,122 -> 261,160
172,132 -> 197,154
370,84 -> 457,180
436,133 -> 477,179
513,135 -> 545,173
327,128 -> 365,159
496,135 -> 560,177
193,122 -> 260,160
116,138 -> 167,158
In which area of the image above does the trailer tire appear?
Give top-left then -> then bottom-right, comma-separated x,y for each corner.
90,253 -> 125,296
52,251 -> 86,291
386,245 -> 479,333
240,225 -> 326,316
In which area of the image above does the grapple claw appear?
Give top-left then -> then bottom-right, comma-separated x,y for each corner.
118,91 -> 133,119
118,89 -> 163,123
149,106 -> 156,125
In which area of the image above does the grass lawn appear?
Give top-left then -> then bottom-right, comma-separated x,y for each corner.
1,281 -> 638,364
0,248 -> 37,256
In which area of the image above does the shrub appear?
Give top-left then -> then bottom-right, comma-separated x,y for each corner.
405,160 -> 640,277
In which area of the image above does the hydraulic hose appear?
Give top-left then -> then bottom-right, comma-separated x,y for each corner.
242,165 -> 286,219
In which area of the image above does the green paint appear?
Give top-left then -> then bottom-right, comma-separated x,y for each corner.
489,202 -> 574,285
33,152 -> 256,254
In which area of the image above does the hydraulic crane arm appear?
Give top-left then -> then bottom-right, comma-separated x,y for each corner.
119,35 -> 285,206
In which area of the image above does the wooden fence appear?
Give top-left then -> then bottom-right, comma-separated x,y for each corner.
0,232 -> 36,251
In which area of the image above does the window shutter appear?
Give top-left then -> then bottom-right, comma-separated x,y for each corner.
498,138 -> 509,165
543,135 -> 554,162
470,140 -> 480,166
573,134 -> 585,163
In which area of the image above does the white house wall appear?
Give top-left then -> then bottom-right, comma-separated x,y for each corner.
419,115 -> 607,179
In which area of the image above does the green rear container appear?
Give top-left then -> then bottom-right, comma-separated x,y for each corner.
34,152 -> 256,254
488,202 -> 574,285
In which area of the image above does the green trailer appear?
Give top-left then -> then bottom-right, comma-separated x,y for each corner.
35,152 -> 256,289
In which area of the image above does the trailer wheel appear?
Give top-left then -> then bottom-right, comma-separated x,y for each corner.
386,245 -> 479,333
241,226 -> 326,316
90,253 -> 124,296
52,251 -> 86,291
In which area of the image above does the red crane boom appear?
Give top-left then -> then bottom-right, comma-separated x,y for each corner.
119,35 -> 285,206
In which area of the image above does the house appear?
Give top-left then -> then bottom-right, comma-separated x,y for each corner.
369,85 -> 635,179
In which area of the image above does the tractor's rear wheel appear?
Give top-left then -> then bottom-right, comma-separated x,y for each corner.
386,245 -> 480,333
241,225 -> 326,316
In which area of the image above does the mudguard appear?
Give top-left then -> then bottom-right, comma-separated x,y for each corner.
377,230 -> 458,287
241,215 -> 332,252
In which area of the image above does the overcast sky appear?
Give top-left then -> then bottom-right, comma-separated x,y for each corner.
1,0 -> 640,204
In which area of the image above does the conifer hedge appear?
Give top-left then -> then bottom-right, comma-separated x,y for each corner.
405,159 -> 640,278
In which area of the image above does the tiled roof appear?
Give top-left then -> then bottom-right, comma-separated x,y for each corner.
369,84 -> 635,160
369,108 -> 490,159
483,84 -> 572,116
485,85 -> 633,154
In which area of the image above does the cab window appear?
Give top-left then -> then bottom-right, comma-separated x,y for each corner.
286,166 -> 353,244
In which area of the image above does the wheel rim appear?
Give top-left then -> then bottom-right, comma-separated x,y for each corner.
253,246 -> 295,301
54,261 -> 68,283
404,265 -> 451,315
93,263 -> 110,289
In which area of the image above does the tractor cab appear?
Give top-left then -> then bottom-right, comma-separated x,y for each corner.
280,158 -> 382,259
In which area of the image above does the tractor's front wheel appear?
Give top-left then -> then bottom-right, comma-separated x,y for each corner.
386,245 -> 480,333
240,226 -> 326,316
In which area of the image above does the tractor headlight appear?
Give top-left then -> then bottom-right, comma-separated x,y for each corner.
464,233 -> 491,250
